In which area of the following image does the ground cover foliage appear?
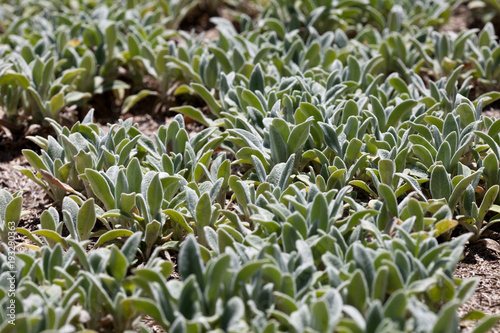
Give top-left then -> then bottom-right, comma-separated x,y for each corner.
1,0 -> 500,332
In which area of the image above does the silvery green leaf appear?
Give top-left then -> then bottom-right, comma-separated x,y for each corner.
448,168 -> 483,210
412,145 -> 434,168
456,103 -> 476,127
108,246 -> 128,280
121,90 -> 159,114
127,34 -> 140,57
442,114 -> 459,142
221,297 -> 245,331
378,159 -> 395,187
3,195 -> 22,225
233,260 -> 266,287
432,301 -> 459,333
407,198 -> 424,231
147,173 -> 163,218
282,223 -> 301,252
475,131 -> 500,160
185,187 -> 199,218
145,220 -> 161,258
483,153 -> 499,187
310,192 -> 328,231
124,298 -> 170,329
383,290 -> 407,320
63,197 -> 79,240
378,183 -> 399,218
252,156 -> 267,183
430,165 -> 452,201
204,55 -> 218,88
436,141 -> 451,171
94,229 -> 134,248
170,106 -> 211,127
191,83 -> 222,117
205,253 -> 230,307
196,192 -> 212,228
23,149 -> 48,172
477,185 -> 499,228
279,154 -> 295,191
372,267 -> 389,301
346,269 -> 368,311
126,157 -> 143,194
85,169 -> 115,211
209,46 -> 232,73
386,100 -> 417,130
344,139 -> 363,167
288,118 -> 312,153
76,198 -> 95,241
269,125 -> 289,164
179,235 -> 205,289
318,122 -> 340,155
473,92 -> 500,108
249,63 -> 265,93
471,315 -> 500,333
347,55 -> 361,82
121,232 -> 142,264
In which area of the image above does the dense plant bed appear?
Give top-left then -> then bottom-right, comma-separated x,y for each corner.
1,0 -> 500,332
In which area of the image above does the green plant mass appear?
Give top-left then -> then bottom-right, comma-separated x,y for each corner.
1,0 -> 500,332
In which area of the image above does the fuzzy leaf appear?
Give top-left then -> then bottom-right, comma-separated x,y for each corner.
77,198 -> 96,241
179,235 -> 205,289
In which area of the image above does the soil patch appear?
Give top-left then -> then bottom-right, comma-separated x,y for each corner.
139,316 -> 166,333
455,239 -> 500,332
441,4 -> 469,33
120,113 -> 166,139
0,145 -> 50,236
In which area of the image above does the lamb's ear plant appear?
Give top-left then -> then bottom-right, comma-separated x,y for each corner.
429,164 -> 484,211
0,53 -> 90,122
127,234 -> 265,331
467,20 -> 500,86
16,111 -> 146,205
457,184 -> 500,242
0,243 -> 83,332
4,0 -> 500,331
482,152 -> 500,193
32,207 -> 63,248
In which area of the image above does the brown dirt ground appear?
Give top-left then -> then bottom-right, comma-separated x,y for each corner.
456,239 -> 500,332
441,4 -> 469,33
0,138 -> 51,240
